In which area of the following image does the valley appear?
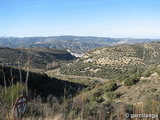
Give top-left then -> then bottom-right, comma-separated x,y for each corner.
0,40 -> 160,120
1,0 -> 160,119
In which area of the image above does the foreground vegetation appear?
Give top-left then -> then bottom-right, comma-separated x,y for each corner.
0,66 -> 159,120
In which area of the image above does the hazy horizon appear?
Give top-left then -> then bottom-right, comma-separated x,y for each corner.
0,0 -> 160,38
0,35 -> 160,39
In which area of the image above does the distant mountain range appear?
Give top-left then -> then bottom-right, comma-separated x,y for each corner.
0,36 -> 159,53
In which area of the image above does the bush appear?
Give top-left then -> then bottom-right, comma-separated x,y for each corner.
0,82 -> 26,106
93,88 -> 103,97
90,96 -> 101,102
141,70 -> 152,77
149,88 -> 157,92
124,77 -> 138,86
106,92 -> 120,99
90,89 -> 104,103
105,83 -> 117,92
0,82 -> 26,119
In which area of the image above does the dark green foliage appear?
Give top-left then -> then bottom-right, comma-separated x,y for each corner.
89,88 -> 104,103
106,92 -> 120,99
124,76 -> 138,86
124,79 -> 135,86
93,88 -> 103,97
105,83 -> 117,92
0,82 -> 26,106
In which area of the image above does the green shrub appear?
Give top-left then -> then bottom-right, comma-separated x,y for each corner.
90,89 -> 103,103
90,96 -> 101,102
124,79 -> 135,86
93,88 -> 103,97
141,70 -> 152,77
124,77 -> 138,86
106,92 -> 120,99
0,82 -> 26,106
149,88 -> 157,92
105,83 -> 117,92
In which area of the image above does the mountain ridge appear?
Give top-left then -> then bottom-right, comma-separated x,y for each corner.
0,36 -> 159,53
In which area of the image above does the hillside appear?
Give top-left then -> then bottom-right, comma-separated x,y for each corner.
57,42 -> 160,119
0,47 -> 75,70
60,42 -> 160,79
0,66 -> 86,98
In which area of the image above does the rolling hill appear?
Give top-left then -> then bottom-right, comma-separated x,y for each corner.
60,42 -> 160,79
0,47 -> 75,70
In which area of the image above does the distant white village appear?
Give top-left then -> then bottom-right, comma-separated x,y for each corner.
67,49 -> 83,58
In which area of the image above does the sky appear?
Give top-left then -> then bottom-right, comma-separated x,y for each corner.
0,0 -> 160,38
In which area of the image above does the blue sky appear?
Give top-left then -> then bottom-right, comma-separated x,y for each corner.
0,0 -> 160,38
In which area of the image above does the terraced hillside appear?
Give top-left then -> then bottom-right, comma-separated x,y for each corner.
60,42 -> 160,79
